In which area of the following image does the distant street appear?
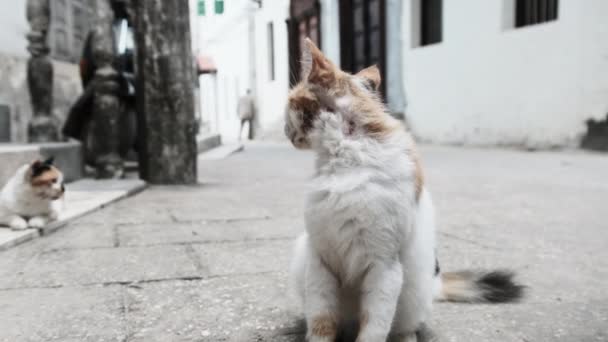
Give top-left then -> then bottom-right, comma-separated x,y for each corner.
0,143 -> 607,341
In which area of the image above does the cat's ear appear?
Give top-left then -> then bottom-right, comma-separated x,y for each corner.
356,65 -> 381,91
43,156 -> 54,165
29,159 -> 52,178
30,160 -> 42,170
27,160 -> 43,179
301,38 -> 337,87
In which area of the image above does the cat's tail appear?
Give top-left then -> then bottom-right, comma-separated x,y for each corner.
434,270 -> 525,303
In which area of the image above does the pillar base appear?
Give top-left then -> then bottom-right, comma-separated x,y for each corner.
28,115 -> 59,143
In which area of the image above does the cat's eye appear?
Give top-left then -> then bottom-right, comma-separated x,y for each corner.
51,178 -> 58,184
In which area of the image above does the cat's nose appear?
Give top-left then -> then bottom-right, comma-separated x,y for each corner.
60,184 -> 65,193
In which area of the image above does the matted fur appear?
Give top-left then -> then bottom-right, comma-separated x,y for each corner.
286,39 -> 524,342
0,159 -> 65,230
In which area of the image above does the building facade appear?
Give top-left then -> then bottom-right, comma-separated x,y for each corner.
198,0 -> 608,148
402,0 -> 608,148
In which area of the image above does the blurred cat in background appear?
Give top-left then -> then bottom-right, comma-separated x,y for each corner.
0,158 -> 65,230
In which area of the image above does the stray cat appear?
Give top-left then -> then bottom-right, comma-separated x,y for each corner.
0,158 -> 65,230
285,39 -> 524,342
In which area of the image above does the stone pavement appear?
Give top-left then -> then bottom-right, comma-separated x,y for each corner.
0,142 -> 607,342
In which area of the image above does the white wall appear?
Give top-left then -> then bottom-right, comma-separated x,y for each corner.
0,1 -> 28,58
253,0 -> 290,132
402,0 -> 608,148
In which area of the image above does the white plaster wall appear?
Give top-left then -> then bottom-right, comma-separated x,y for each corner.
253,0 -> 290,132
0,0 -> 28,58
402,0 -> 608,148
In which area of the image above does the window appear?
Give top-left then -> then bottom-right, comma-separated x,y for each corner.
267,22 -> 275,81
214,0 -> 224,15
420,0 -> 442,46
339,0 -> 386,95
516,0 -> 558,27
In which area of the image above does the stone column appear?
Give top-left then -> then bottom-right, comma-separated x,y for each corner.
133,0 -> 198,184
90,0 -> 124,178
26,0 -> 58,142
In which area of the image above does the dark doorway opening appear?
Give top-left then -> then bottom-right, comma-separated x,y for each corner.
287,0 -> 321,87
339,0 -> 386,97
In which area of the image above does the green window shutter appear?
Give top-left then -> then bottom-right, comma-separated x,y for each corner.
198,0 -> 205,16
214,0 -> 224,14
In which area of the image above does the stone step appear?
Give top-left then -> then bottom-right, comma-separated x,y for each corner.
0,178 -> 146,251
0,141 -> 83,187
199,143 -> 244,161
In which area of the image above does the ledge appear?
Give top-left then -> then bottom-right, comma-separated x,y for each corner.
0,178 -> 146,251
0,141 -> 83,186
197,133 -> 222,154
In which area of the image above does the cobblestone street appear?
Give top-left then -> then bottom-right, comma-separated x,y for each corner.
0,143 -> 607,341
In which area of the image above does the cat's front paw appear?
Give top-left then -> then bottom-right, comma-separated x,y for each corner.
28,217 -> 47,229
9,217 -> 29,231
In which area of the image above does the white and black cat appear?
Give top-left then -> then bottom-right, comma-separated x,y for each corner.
0,158 -> 65,230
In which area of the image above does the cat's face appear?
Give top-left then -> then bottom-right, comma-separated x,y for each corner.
28,158 -> 65,200
284,39 -> 382,149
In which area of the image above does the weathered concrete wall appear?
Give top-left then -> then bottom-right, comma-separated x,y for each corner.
401,0 -> 608,149
0,141 -> 84,186
0,54 -> 82,143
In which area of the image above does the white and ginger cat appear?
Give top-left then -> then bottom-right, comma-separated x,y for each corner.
285,39 -> 524,342
0,158 -> 65,230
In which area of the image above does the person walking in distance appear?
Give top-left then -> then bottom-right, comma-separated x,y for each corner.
237,89 -> 255,141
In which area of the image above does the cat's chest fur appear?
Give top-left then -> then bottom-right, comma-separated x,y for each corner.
304,134 -> 417,283
0,169 -> 53,217
6,194 -> 52,216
